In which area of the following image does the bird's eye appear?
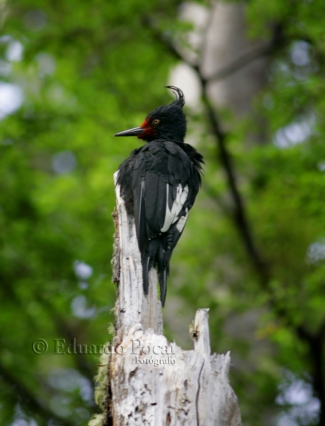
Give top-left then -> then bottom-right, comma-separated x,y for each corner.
152,118 -> 160,125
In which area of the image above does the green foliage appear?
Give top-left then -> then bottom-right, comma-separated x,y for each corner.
0,0 -> 325,425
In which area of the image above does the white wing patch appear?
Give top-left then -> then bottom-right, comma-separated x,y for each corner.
176,209 -> 189,233
161,184 -> 189,232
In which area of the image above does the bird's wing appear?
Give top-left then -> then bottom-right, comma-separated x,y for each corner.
132,141 -> 200,253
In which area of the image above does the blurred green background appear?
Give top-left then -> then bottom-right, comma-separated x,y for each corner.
1,0 -> 325,425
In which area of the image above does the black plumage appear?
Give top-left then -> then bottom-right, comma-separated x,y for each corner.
115,86 -> 204,306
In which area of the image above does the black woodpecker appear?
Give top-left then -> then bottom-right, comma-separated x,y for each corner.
115,86 -> 204,306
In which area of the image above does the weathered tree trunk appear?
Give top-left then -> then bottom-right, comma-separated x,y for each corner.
90,174 -> 242,426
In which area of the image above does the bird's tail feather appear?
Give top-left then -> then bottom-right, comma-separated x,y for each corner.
158,266 -> 169,307
141,239 -> 159,295
142,254 -> 151,295
141,239 -> 169,306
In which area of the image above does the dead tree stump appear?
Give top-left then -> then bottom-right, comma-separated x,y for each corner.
90,173 -> 242,426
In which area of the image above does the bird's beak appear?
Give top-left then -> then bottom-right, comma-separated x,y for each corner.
114,126 -> 144,137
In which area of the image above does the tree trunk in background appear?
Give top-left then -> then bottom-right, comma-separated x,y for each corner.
203,2 -> 268,120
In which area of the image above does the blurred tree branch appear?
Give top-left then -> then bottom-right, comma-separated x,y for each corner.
205,24 -> 284,83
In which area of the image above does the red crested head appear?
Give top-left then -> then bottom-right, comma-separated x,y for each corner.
115,86 -> 186,143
